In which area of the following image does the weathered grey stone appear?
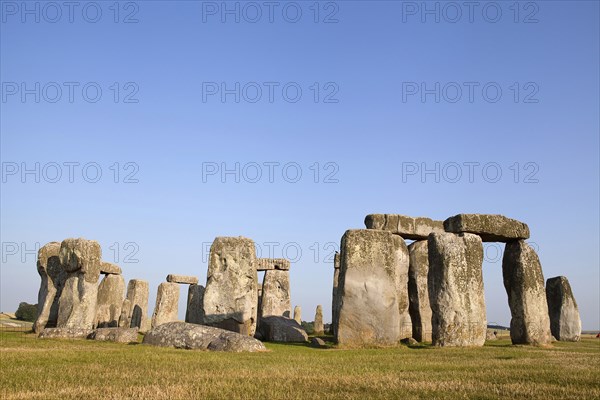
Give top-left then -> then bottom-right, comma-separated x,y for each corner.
331,252 -> 340,336
166,274 -> 198,285
428,232 -> 486,347
95,274 -> 125,328
90,327 -> 138,343
503,240 -> 551,345
365,214 -> 444,240
185,284 -> 205,325
257,316 -> 308,342
444,214 -> 530,242
34,242 -> 66,333
546,276 -> 581,342
336,229 -> 407,347
314,305 -> 324,335
39,327 -> 92,339
100,261 -> 122,275
408,240 -> 432,342
142,322 -> 266,352
310,337 -> 327,348
151,282 -> 180,328
401,337 -> 418,345
293,305 -> 301,324
256,258 -> 290,271
203,237 -> 258,336
120,279 -> 149,331
260,270 -> 291,318
56,238 -> 102,330
486,330 -> 498,341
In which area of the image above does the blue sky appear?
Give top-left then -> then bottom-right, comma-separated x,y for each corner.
1,1 -> 598,330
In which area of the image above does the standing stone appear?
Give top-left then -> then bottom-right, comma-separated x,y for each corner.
428,232 -> 486,347
546,276 -> 581,342
397,247 -> 411,341
502,240 -> 551,345
34,242 -> 66,333
293,305 -> 301,324
185,284 -> 205,325
331,252 -> 340,336
314,305 -> 324,335
336,229 -> 407,347
260,270 -> 291,318
151,282 -> 180,328
56,238 -> 102,329
408,240 -> 432,342
120,279 -> 149,331
95,274 -> 125,328
203,237 -> 258,336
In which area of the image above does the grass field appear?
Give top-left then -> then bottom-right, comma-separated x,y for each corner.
1,330 -> 598,400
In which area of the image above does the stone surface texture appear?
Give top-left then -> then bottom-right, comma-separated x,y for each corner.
185,284 -> 205,325
34,242 -> 65,333
408,240 -> 432,342
151,282 -> 180,328
444,214 -> 530,242
95,273 -> 125,328
365,214 -> 444,240
546,276 -> 582,342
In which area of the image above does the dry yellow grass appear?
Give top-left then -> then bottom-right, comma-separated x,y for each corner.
1,331 -> 599,399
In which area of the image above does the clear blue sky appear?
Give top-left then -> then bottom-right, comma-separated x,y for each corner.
1,1 -> 598,330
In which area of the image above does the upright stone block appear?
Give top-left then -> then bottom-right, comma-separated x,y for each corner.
502,240 -> 551,345
336,229 -> 407,347
428,232 -> 486,347
120,279 -> 149,331
95,273 -> 125,328
185,284 -> 205,325
293,305 -> 302,324
314,305 -> 324,335
151,282 -> 180,328
34,242 -> 66,333
408,240 -> 432,342
203,237 -> 258,336
546,276 -> 581,342
56,238 -> 102,329
260,269 -> 291,318
331,252 -> 340,336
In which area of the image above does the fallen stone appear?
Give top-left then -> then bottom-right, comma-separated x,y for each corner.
428,232 -> 486,347
260,269 -> 291,318
310,337 -> 327,348
256,258 -> 290,271
336,229 -> 407,347
120,279 -> 150,331
34,242 -> 65,333
365,214 -> 444,240
39,327 -> 92,339
203,237 -> 258,336
95,274 -> 125,328
503,240 -> 552,345
151,282 -> 180,328
185,284 -> 205,325
401,337 -> 418,345
257,316 -> 308,342
314,305 -> 324,335
486,330 -> 498,341
166,274 -> 199,285
408,240 -> 432,342
143,322 -> 266,352
293,306 -> 302,324
56,238 -> 102,330
100,261 -> 122,275
444,214 -> 530,242
546,276 -> 581,342
90,327 -> 139,343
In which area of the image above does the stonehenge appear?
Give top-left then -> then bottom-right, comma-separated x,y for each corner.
546,276 -> 581,342
31,212 -> 580,351
203,237 -> 258,336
